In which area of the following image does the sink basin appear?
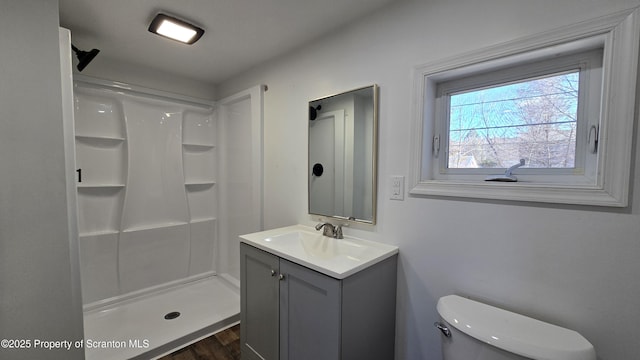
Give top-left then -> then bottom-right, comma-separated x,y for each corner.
240,225 -> 398,279
266,230 -> 379,260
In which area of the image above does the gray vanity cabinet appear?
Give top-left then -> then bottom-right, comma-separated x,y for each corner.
240,242 -> 397,360
240,243 -> 280,360
279,258 -> 341,360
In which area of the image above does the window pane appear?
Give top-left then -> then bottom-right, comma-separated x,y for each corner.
448,71 -> 579,169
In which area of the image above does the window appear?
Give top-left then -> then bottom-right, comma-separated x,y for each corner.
409,8 -> 640,206
434,49 -> 602,185
447,71 -> 580,170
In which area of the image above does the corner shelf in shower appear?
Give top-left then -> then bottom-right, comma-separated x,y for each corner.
78,229 -> 120,237
185,181 -> 216,187
75,134 -> 126,143
183,143 -> 215,150
190,217 -> 217,223
122,221 -> 190,234
77,184 -> 126,188
75,132 -> 126,187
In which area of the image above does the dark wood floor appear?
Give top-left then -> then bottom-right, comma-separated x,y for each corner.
158,324 -> 240,360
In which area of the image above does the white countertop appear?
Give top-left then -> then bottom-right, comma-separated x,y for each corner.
240,224 -> 398,279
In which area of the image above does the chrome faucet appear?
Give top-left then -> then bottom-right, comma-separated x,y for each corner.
315,222 -> 335,237
315,222 -> 345,239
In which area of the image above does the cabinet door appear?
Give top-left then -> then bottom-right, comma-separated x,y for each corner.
279,259 -> 341,360
240,244 -> 280,360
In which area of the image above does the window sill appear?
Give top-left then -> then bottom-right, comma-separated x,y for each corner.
409,180 -> 627,207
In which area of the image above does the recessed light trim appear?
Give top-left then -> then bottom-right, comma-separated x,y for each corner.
148,13 -> 204,45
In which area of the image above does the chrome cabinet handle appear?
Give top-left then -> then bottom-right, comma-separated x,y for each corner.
271,269 -> 277,276
434,322 -> 451,337
279,274 -> 285,281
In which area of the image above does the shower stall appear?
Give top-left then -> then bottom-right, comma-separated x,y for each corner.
61,28 -> 263,360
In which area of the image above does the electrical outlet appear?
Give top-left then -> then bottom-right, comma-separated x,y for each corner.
390,176 -> 404,200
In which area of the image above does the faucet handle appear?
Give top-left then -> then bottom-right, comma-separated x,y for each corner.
315,222 -> 335,237
334,224 -> 343,239
323,224 -> 335,237
334,223 -> 348,239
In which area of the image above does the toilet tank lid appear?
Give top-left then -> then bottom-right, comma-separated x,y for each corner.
437,295 -> 595,360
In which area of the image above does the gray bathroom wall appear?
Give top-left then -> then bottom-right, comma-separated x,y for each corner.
0,1 -> 84,359
218,0 -> 640,359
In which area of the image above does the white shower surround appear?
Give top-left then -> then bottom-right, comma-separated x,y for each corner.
73,77 -> 264,308
74,79 -> 216,305
71,77 -> 263,358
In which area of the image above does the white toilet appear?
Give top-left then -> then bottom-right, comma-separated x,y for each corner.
435,295 -> 596,360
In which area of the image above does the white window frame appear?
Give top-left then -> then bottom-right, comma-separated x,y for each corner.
409,8 -> 640,207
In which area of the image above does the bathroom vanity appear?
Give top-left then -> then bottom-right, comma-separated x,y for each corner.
239,225 -> 398,360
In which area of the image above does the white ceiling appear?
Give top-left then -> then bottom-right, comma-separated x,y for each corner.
59,0 -> 397,85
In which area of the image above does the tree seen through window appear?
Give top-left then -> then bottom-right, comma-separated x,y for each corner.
448,71 -> 579,169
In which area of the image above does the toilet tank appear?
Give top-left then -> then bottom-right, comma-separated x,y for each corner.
436,295 -> 596,360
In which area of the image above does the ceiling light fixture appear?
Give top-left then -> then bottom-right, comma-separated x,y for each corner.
148,13 -> 204,45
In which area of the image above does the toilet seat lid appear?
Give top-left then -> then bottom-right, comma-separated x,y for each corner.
437,295 -> 596,360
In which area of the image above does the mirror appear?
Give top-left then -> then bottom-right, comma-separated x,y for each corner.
308,85 -> 378,224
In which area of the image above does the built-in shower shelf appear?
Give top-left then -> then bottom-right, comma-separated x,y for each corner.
79,229 -> 120,237
183,143 -> 215,150
185,181 -> 216,187
122,221 -> 189,233
76,134 -> 126,143
190,217 -> 217,224
77,184 -> 125,188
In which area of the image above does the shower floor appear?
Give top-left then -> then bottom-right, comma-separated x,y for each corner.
83,276 -> 240,360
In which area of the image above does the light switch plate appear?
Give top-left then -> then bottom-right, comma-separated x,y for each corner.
390,176 -> 404,200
